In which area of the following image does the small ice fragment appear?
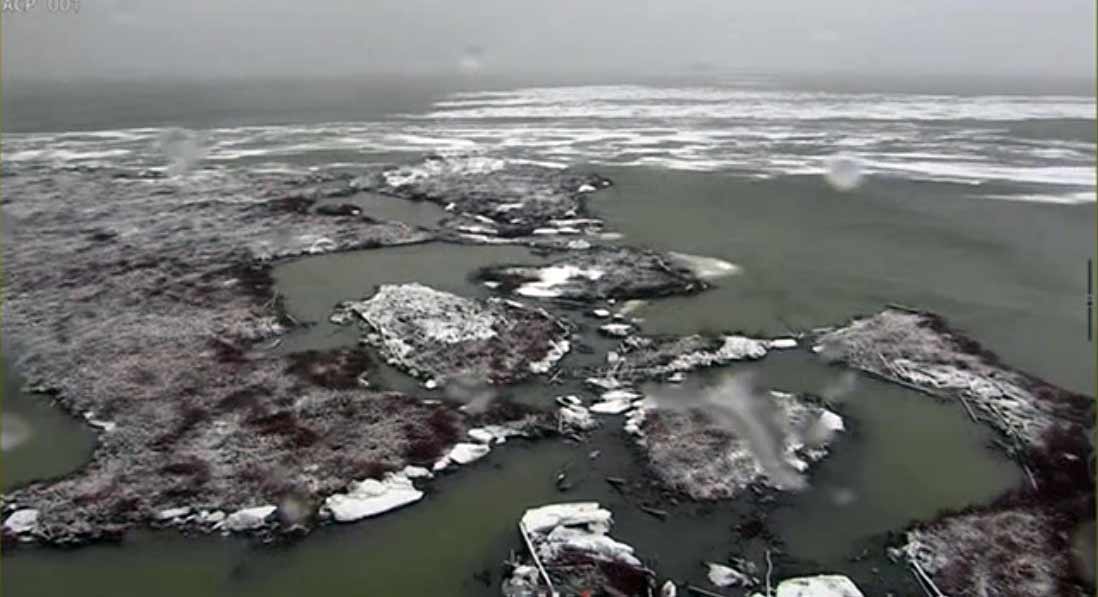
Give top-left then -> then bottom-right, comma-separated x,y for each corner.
224,505 -> 277,532
769,338 -> 798,349
447,442 -> 491,465
155,507 -> 191,521
3,509 -> 39,534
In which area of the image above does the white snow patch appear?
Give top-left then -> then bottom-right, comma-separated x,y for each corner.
344,283 -> 500,367
382,157 -> 506,187
201,510 -> 226,525
586,376 -> 625,391
514,266 -> 605,298
624,405 -> 649,436
591,388 -> 640,415
601,388 -> 642,402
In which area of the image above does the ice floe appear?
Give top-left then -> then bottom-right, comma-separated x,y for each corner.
323,472 -> 425,523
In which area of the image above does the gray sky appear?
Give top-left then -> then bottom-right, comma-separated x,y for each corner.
3,0 -> 1095,82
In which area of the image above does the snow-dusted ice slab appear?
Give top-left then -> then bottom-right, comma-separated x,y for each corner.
447,442 -> 492,465
508,502 -> 657,595
323,473 -> 424,523
521,502 -> 612,534
334,283 -> 569,384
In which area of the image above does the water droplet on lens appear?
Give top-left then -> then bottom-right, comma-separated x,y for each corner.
458,46 -> 485,75
824,154 -> 865,191
157,128 -> 205,177
1,413 -> 33,451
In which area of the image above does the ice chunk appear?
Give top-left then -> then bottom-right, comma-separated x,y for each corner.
83,412 -> 118,432
599,323 -> 633,337
155,507 -> 191,521
447,442 -> 491,464
201,510 -> 226,525
601,389 -> 642,402
541,525 -> 641,566
467,424 -> 524,445
324,474 -> 424,523
559,404 -> 598,431
521,502 -> 612,534
668,252 -> 742,279
3,509 -> 38,534
224,505 -> 277,532
591,399 -> 633,415
707,562 -> 754,587
400,465 -> 433,479
768,338 -> 799,349
774,575 -> 864,597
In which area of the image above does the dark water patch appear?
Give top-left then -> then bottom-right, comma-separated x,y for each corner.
314,192 -> 450,230
1,355 -> 97,492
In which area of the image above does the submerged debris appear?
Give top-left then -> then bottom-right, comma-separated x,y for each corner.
334,283 -> 571,384
504,502 -> 658,597
475,246 -> 707,301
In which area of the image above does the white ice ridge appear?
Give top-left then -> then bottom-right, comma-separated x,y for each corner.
6,84 -> 1094,203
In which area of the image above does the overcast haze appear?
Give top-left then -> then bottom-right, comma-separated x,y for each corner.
2,0 -> 1096,83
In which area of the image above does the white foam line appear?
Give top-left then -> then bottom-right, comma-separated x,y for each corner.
978,191 -> 1095,204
